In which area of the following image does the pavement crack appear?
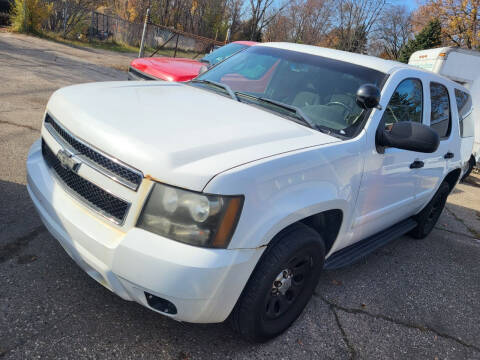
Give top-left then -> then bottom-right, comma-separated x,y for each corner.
0,119 -> 39,132
0,226 -> 46,263
316,294 -> 480,353
445,206 -> 480,239
434,226 -> 480,243
329,303 -> 357,359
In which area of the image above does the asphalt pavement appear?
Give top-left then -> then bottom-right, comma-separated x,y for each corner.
1,32 -> 480,359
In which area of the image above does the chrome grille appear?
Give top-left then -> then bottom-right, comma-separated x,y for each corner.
42,140 -> 130,224
44,114 -> 143,190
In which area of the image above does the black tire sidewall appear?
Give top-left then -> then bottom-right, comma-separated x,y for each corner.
412,182 -> 450,238
462,157 -> 475,181
256,242 -> 324,337
232,223 -> 325,342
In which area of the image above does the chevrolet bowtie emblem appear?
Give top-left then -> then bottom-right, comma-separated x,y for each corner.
56,149 -> 81,173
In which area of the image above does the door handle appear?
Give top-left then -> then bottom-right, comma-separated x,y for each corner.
410,160 -> 424,169
444,152 -> 454,159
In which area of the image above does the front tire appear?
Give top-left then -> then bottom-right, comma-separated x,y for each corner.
230,223 -> 325,342
409,182 -> 450,239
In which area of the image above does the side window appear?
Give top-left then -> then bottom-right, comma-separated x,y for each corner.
455,89 -> 474,138
382,78 -> 423,130
430,82 -> 451,139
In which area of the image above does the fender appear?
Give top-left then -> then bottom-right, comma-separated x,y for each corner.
204,138 -> 366,249
242,184 -> 349,250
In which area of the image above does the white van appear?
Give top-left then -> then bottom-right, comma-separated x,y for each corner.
409,47 -> 479,178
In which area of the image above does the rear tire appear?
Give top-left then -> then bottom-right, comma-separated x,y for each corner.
461,156 -> 475,181
229,223 -> 325,342
409,182 -> 450,239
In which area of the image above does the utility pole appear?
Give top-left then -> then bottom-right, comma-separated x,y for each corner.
89,10 -> 94,42
138,7 -> 150,58
62,0 -> 67,38
23,0 -> 27,32
225,27 -> 231,44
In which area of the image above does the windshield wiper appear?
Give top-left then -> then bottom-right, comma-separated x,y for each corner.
235,92 -> 315,129
190,79 -> 238,101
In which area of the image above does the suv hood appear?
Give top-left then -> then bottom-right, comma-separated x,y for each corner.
130,57 -> 203,82
46,81 -> 340,191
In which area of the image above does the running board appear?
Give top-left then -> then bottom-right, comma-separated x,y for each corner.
324,218 -> 418,270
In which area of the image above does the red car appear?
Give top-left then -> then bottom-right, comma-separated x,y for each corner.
128,41 -> 257,82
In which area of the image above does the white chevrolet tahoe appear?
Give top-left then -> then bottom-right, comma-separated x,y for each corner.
27,43 -> 468,342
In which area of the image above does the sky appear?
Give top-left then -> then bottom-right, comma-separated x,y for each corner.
402,0 -> 420,11
272,0 -> 420,12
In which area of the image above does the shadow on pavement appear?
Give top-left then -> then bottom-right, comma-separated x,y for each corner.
1,176 -> 480,358
462,174 -> 480,189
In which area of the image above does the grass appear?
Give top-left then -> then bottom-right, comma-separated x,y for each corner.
38,31 -> 203,59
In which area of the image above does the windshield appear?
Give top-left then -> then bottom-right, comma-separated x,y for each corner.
201,43 -> 248,65
195,46 -> 387,138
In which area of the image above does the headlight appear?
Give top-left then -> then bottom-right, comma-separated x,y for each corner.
137,182 -> 244,248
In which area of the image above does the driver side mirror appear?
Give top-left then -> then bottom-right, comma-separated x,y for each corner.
356,84 -> 382,110
377,121 -> 440,153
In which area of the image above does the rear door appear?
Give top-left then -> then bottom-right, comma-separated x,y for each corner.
413,77 -> 452,210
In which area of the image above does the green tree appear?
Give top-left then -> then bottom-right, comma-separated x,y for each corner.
10,0 -> 52,33
398,18 -> 442,63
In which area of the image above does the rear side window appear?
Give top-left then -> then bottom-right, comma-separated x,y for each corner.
430,82 -> 451,138
455,89 -> 474,138
382,78 -> 423,129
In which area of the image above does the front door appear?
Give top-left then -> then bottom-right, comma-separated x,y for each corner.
350,75 -> 426,244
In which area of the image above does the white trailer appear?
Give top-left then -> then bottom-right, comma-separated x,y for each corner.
409,47 -> 479,177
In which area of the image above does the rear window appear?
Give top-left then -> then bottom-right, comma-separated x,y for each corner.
430,82 -> 451,139
455,89 -> 474,138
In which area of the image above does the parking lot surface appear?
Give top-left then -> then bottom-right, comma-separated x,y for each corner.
1,32 -> 480,359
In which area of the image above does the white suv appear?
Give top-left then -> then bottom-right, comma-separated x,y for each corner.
27,43 -> 467,342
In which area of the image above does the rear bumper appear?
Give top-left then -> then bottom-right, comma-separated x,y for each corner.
26,139 -> 263,323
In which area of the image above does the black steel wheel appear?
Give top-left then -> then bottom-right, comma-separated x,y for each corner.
229,223 -> 325,342
264,252 -> 313,320
410,182 -> 450,239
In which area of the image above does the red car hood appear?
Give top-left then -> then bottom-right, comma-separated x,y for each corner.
131,57 -> 203,82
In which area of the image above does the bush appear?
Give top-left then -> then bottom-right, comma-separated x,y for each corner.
10,0 -> 52,33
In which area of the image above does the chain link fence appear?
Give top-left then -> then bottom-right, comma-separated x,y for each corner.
96,13 -> 224,54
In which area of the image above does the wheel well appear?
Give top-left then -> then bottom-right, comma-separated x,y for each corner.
444,168 -> 462,191
299,209 -> 343,254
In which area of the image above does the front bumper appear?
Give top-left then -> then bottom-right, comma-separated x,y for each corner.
26,139 -> 263,323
